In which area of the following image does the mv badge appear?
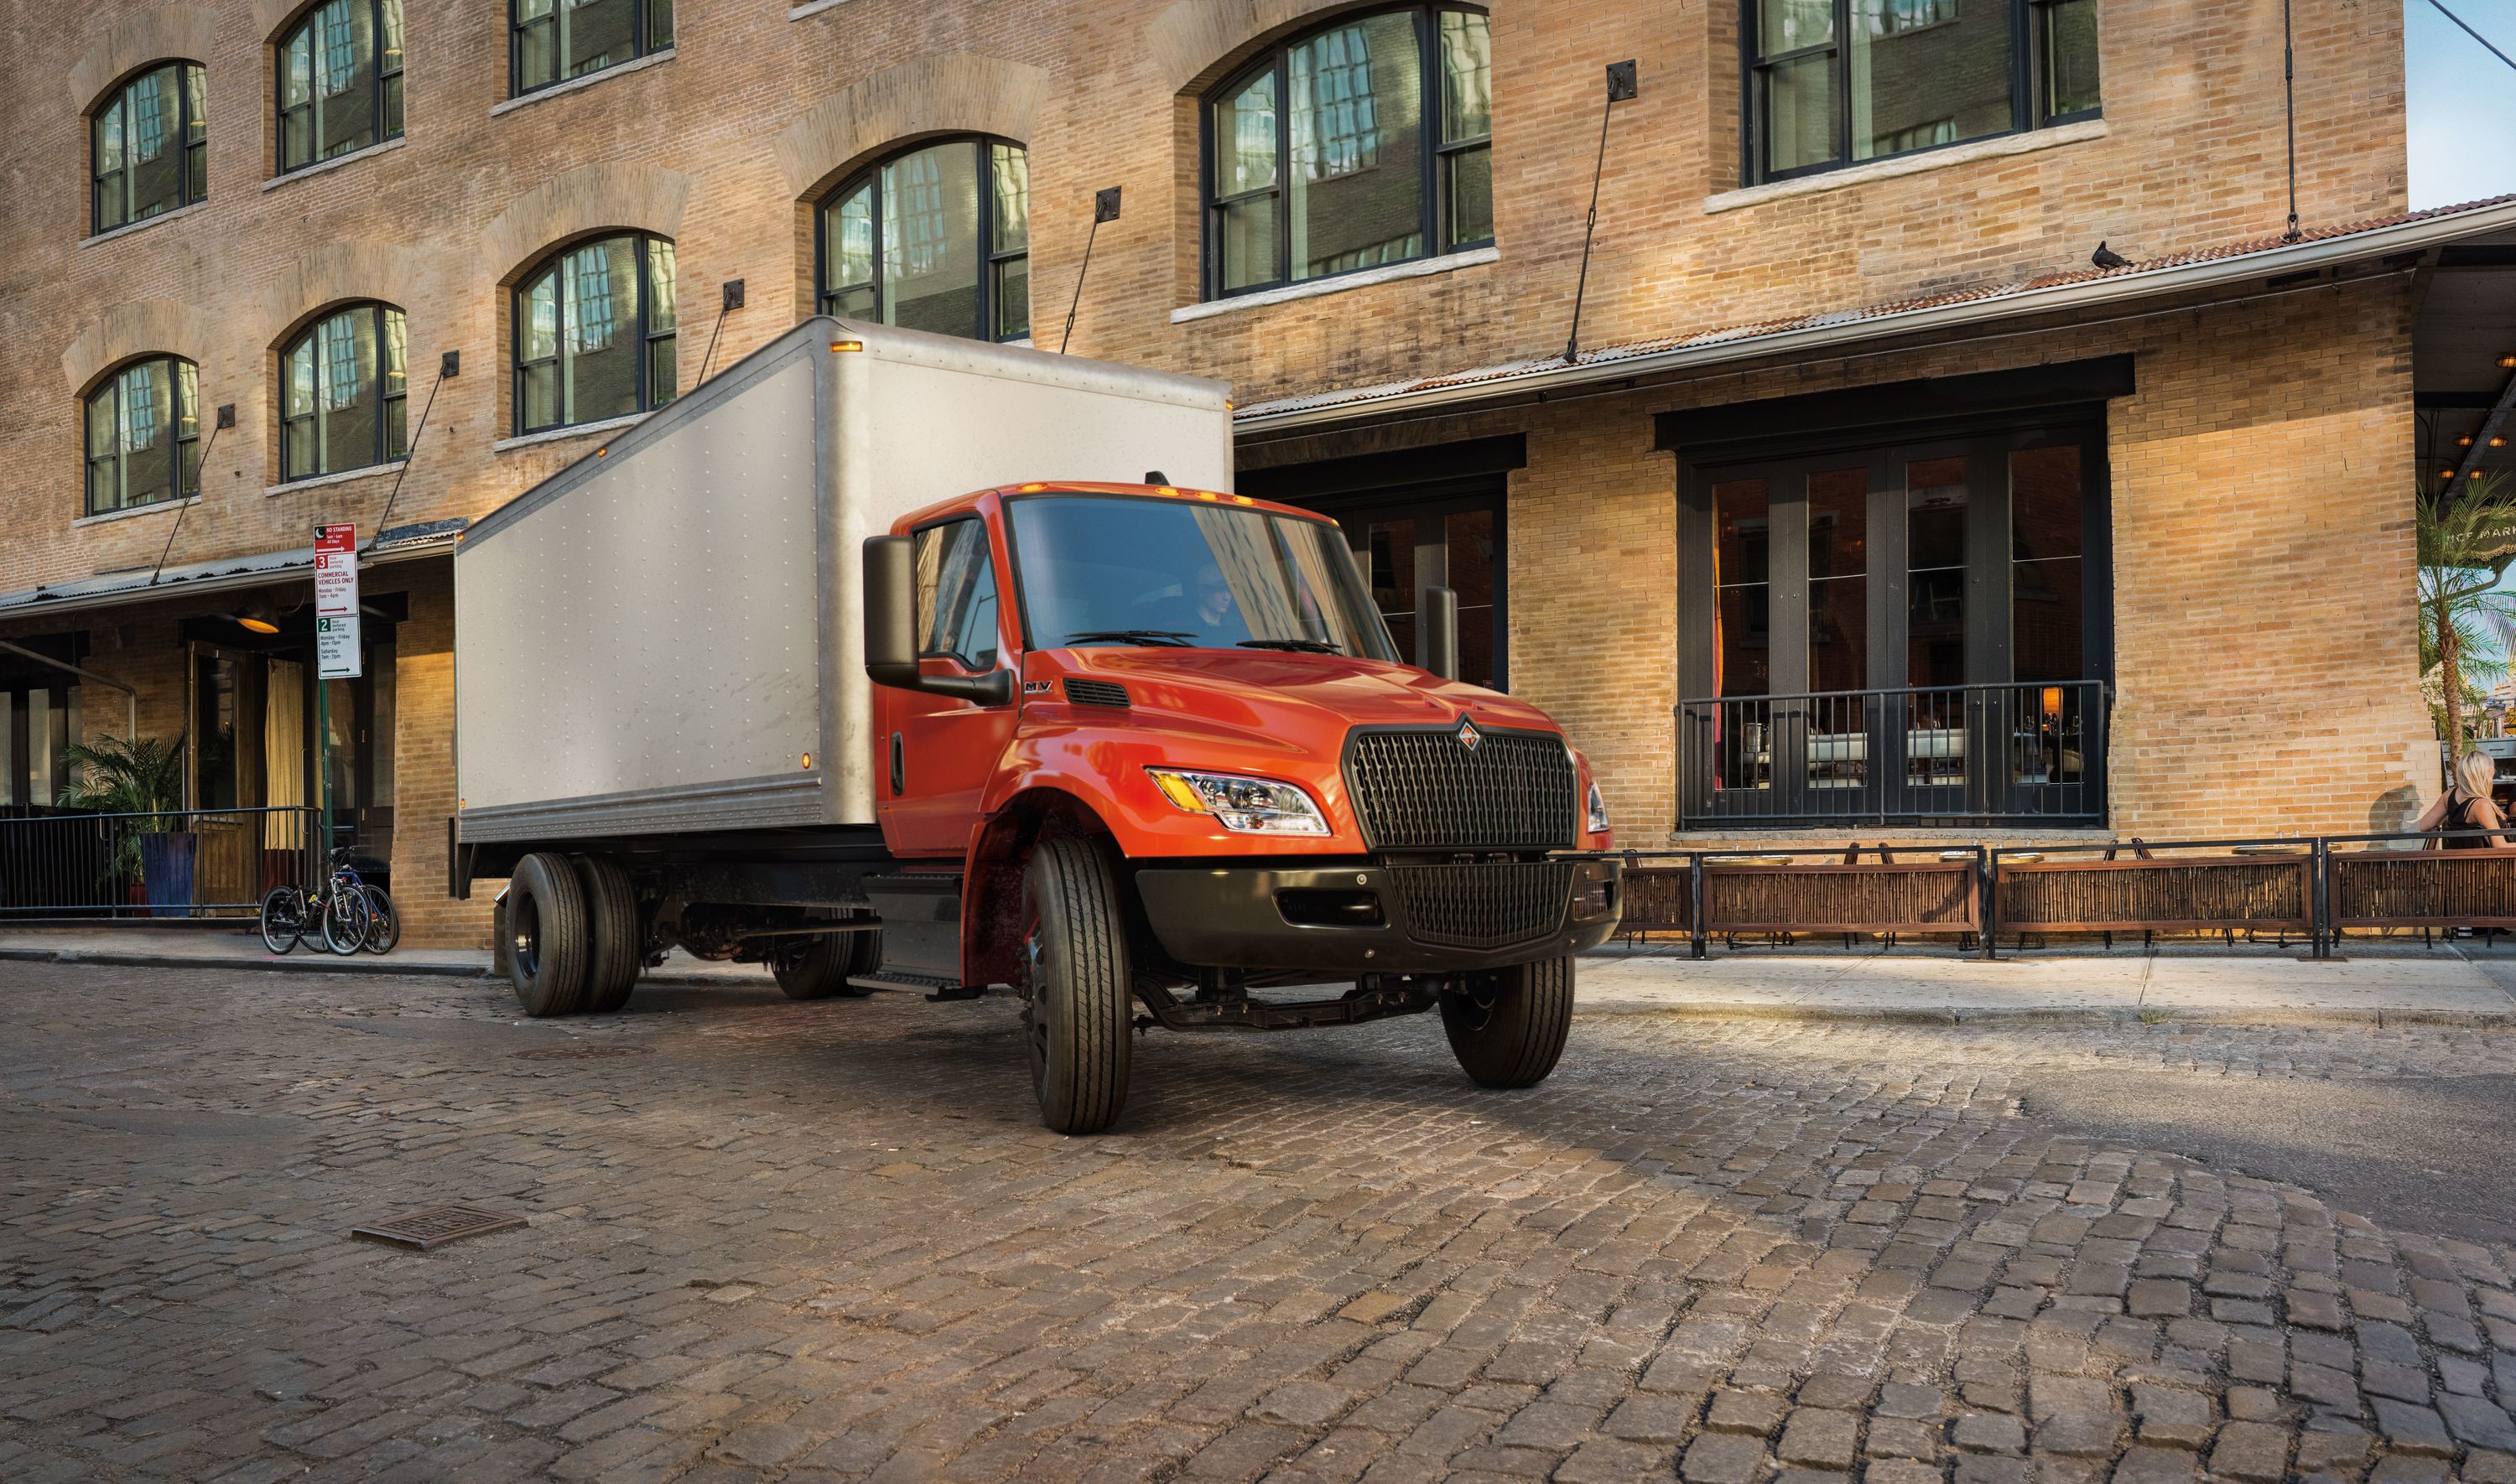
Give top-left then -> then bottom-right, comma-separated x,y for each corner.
1454,718 -> 1483,751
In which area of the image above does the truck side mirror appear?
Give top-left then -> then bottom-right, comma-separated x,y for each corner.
1421,584 -> 1459,682
862,536 -> 1015,705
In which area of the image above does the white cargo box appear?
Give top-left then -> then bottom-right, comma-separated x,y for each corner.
454,318 -> 1233,843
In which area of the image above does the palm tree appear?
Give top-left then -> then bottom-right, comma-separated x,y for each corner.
54,734 -> 186,889
2419,472 -> 2516,750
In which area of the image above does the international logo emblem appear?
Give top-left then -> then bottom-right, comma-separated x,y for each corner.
1455,718 -> 1482,750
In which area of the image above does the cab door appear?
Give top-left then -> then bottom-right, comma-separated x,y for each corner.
877,516 -> 1020,856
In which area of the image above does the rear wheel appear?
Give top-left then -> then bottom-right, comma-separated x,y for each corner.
772,922 -> 880,1000
1440,954 -> 1573,1088
507,852 -> 590,1018
574,856 -> 641,1013
1021,837 -> 1131,1135
258,885 -> 306,954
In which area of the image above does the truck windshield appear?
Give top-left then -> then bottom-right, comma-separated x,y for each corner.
1007,495 -> 1400,661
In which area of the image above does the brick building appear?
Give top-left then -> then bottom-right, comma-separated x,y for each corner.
0,0 -> 2510,944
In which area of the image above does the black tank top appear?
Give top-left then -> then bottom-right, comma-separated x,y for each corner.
2446,791 -> 2495,848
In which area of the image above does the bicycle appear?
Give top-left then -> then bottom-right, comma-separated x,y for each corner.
260,848 -> 393,956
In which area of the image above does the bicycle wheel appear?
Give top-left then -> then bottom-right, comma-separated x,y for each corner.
361,885 -> 400,955
322,886 -> 372,956
258,885 -> 307,955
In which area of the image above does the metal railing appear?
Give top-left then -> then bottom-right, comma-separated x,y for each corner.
1609,828 -> 2516,959
1676,679 -> 2108,828
0,806 -> 322,924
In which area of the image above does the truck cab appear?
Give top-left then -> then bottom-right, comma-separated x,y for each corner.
856,480 -> 1621,1131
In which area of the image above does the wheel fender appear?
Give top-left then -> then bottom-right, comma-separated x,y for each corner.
961,789 -> 1115,988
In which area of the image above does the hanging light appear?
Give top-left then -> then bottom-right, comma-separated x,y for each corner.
2501,352 -> 2516,370
230,593 -> 281,635
2494,436 -> 2508,449
2460,433 -> 2477,447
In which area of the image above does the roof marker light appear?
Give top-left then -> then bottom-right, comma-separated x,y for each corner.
1019,482 -> 1046,492
830,340 -> 863,353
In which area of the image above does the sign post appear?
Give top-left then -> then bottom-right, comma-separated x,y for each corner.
312,523 -> 360,863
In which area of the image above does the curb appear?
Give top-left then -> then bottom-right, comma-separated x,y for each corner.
0,946 -> 762,989
1572,999 -> 2516,1028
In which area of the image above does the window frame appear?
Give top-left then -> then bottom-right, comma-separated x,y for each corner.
82,355 -> 201,518
275,0 -> 405,176
279,302 -> 408,482
910,516 -> 1006,672
813,136 -> 1031,345
89,61 -> 209,236
1739,0 -> 2099,187
1199,3 -> 1495,302
509,0 -> 674,101
509,231 -> 678,437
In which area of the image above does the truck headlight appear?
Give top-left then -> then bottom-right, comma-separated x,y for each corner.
1585,781 -> 1610,836
1146,768 -> 1330,835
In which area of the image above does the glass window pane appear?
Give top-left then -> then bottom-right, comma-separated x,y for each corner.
566,0 -> 635,80
1444,507 -> 1497,690
648,332 -> 676,408
314,0 -> 377,161
122,361 -> 174,506
1439,9 -> 1492,141
1714,477 -> 1770,587
1807,468 -> 1868,692
881,143 -> 981,337
2044,0 -> 2100,115
1763,51 -> 1838,174
991,143 -> 1029,254
86,390 -> 118,510
1288,13 -> 1422,280
1907,458 -> 1968,687
1213,69 -> 1278,197
916,521 -> 1000,669
1363,518 -> 1417,665
522,362 -> 559,433
1447,143 -> 1493,245
175,361 -> 198,494
183,63 -> 206,147
994,257 -> 1029,340
93,104 -> 127,230
2013,444 -> 2086,682
1851,0 -> 2010,161
1713,477 -> 1771,697
523,270 -> 558,363
382,0 -> 404,74
646,237 -> 676,333
319,309 -> 379,474
517,14 -> 555,91
824,184 -> 875,308
1761,0 -> 1835,51
1217,195 -> 1279,293
647,0 -> 673,47
127,68 -> 183,220
284,29 -> 313,109
561,236 -> 642,423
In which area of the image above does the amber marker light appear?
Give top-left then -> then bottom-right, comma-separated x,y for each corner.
830,340 -> 864,353
1018,482 -> 1046,492
801,752 -> 814,769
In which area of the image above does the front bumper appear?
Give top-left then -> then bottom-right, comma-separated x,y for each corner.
1134,855 -> 1623,974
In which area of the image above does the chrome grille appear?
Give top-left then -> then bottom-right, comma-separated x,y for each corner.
1344,728 -> 1579,850
1390,862 -> 1573,949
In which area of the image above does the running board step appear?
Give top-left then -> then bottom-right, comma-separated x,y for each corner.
850,970 -> 983,1001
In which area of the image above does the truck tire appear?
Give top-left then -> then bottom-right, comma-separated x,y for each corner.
1022,837 -> 1131,1135
772,925 -> 879,1000
507,852 -> 590,1018
1441,954 -> 1573,1089
575,855 -> 642,1014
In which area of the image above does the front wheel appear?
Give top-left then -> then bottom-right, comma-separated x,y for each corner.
258,885 -> 306,954
1440,954 -> 1574,1088
1021,838 -> 1132,1135
360,885 -> 400,955
321,886 -> 372,956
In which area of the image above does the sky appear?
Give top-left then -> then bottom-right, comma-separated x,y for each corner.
2407,0 -> 2516,208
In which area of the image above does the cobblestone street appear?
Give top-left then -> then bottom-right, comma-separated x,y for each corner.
6,961 -> 2516,1483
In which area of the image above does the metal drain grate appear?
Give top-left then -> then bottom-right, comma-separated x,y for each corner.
511,1043 -> 651,1060
350,1204 -> 526,1250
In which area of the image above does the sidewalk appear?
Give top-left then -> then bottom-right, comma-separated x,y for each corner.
2,926 -> 2512,1025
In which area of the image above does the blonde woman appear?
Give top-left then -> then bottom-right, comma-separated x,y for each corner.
2415,750 -> 2512,848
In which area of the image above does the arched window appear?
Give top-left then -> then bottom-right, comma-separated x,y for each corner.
1203,5 -> 1492,298
817,138 -> 1029,343
278,0 -> 405,174
84,356 -> 200,516
91,63 -> 207,235
281,303 -> 408,481
512,233 -> 676,435
512,0 -> 673,97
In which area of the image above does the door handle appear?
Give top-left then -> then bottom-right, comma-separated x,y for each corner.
889,733 -> 905,796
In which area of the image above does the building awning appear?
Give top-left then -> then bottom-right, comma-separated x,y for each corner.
0,517 -> 465,622
1234,193 -> 2516,437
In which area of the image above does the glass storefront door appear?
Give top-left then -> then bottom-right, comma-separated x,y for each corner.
1333,490 -> 1507,690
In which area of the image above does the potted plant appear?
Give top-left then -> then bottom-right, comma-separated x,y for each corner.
55,734 -> 189,917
